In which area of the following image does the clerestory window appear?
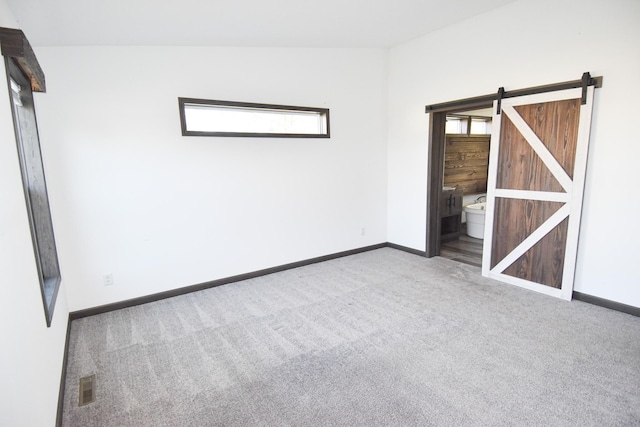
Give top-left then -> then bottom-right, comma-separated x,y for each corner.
178,98 -> 330,138
445,114 -> 492,135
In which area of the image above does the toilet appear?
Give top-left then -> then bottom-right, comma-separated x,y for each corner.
464,202 -> 486,239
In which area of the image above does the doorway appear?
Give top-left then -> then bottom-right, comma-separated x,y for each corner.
439,108 -> 492,267
425,101 -> 493,264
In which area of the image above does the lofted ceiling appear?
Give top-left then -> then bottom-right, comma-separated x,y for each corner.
7,0 -> 517,48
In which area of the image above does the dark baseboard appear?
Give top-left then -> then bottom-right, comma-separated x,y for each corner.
573,291 -> 640,317
56,314 -> 72,427
70,243 -> 387,320
65,242 -> 639,322
386,242 -> 428,257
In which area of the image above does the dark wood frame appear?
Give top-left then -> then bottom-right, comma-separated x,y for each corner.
426,106 -> 493,257
178,97 -> 330,138
426,112 -> 446,257
2,28 -> 61,327
5,57 -> 61,327
0,27 -> 45,92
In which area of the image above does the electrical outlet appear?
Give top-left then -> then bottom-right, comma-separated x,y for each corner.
361,227 -> 366,236
103,273 -> 114,286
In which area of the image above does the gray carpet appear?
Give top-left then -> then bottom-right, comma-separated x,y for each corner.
61,248 -> 640,426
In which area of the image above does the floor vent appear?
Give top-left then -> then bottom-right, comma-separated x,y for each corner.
78,374 -> 96,406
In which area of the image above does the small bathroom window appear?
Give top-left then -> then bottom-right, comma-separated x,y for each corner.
470,117 -> 492,135
446,114 -> 491,135
445,116 -> 466,134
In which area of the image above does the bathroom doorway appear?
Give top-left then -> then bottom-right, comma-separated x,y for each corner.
440,108 -> 493,267
425,101 -> 493,266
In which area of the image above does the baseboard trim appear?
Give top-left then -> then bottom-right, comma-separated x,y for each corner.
70,243 -> 387,320
573,291 -> 640,317
56,314 -> 72,427
386,242 -> 428,257
67,244 -> 639,322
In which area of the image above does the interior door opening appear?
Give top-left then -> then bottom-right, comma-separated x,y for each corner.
439,108 -> 493,267
426,102 -> 493,266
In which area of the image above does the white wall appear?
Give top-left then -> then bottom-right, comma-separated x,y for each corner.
0,2 -> 70,425
387,0 -> 640,307
34,46 -> 388,311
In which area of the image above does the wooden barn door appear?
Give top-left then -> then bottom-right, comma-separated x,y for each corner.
482,86 -> 594,300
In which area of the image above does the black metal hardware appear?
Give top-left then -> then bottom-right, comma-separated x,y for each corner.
425,73 -> 603,114
496,87 -> 505,115
581,72 -> 591,105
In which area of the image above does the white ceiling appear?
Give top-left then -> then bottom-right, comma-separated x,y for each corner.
7,0 -> 517,48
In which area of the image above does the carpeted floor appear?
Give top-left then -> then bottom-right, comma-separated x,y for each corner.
61,248 -> 640,426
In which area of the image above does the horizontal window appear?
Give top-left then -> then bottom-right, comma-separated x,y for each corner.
470,117 -> 492,135
179,98 -> 330,138
446,114 -> 492,135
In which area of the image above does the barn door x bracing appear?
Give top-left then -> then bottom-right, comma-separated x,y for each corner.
482,86 -> 594,300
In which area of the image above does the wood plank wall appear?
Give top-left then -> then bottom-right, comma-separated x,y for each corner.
444,134 -> 490,195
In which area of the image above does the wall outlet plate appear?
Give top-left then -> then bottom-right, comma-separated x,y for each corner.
103,273 -> 113,286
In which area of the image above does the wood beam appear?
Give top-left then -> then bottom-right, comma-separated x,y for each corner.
0,27 -> 46,92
